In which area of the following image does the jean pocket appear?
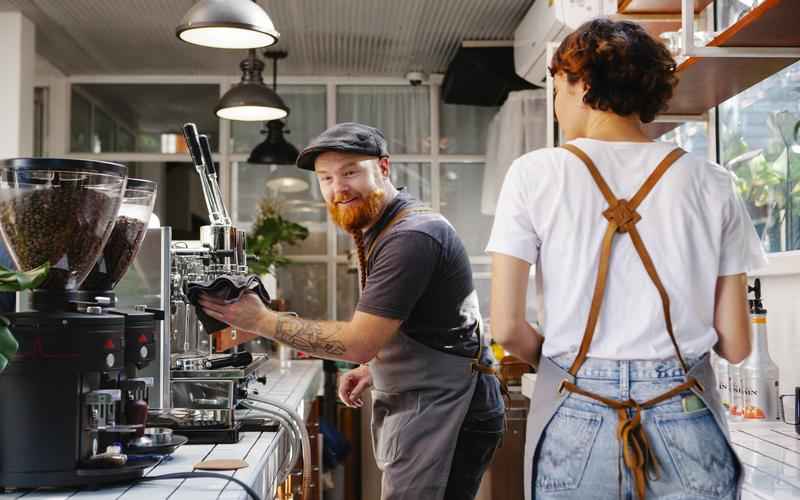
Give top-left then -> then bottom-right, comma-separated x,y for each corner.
654,408 -> 738,498
370,390 -> 419,468
535,405 -> 602,492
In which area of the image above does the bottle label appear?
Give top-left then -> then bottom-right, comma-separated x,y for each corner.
742,377 -> 780,420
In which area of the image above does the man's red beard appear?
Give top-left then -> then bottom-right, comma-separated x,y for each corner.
327,189 -> 385,232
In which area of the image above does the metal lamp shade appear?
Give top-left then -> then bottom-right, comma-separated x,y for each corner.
176,0 -> 280,49
215,83 -> 289,121
264,165 -> 309,193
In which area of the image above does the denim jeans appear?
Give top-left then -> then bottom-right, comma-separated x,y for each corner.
533,355 -> 740,500
443,412 -> 505,500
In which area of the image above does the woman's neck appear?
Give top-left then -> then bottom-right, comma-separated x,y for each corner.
576,111 -> 652,143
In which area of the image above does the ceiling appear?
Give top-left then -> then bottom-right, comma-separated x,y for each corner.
0,0 -> 534,77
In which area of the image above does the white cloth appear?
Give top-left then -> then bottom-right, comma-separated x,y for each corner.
482,90 -> 547,215
486,138 -> 768,360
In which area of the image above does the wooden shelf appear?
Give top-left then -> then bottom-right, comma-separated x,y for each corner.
646,0 -> 799,138
618,0 -> 713,15
611,14 -> 681,38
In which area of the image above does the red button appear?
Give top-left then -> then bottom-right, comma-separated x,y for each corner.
103,339 -> 115,350
137,334 -> 148,345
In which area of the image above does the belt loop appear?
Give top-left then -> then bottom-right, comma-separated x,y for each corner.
620,360 -> 630,400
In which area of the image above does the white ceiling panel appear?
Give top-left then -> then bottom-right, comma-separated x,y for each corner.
0,0 -> 533,76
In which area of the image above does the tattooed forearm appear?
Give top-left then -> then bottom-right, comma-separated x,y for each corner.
274,315 -> 347,357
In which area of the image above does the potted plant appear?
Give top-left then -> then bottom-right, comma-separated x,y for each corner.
246,198 -> 309,276
0,263 -> 49,373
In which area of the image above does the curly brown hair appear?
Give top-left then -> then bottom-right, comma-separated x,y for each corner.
549,18 -> 678,123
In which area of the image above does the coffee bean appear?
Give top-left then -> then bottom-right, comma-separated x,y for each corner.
0,180 -> 120,289
81,215 -> 147,291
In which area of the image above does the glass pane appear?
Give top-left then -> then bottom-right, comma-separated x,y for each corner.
230,85 -> 326,154
70,91 -> 91,152
117,126 -> 135,151
233,162 -> 327,255
658,122 -> 708,154
337,85 -> 430,154
336,263 -> 360,321
439,103 -> 498,154
276,263 -> 328,320
336,163 -> 432,255
440,163 -> 494,256
718,60 -> 800,253
34,87 -> 47,157
93,108 -> 115,153
125,162 -> 218,241
70,84 -> 220,153
716,0 -> 760,33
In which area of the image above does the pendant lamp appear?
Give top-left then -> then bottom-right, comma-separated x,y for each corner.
176,0 -> 280,49
248,52 -> 308,193
215,49 -> 289,121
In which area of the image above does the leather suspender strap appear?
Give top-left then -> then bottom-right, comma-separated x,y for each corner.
364,206 -> 432,262
556,144 -> 699,500
560,144 -> 689,376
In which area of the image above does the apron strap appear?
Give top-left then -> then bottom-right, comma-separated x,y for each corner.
559,144 -> 688,376
359,206 -> 432,289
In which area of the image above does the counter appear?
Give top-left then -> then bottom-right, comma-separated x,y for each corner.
521,374 -> 800,499
0,359 -> 323,500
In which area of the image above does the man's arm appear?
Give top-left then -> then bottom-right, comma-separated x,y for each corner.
198,292 -> 400,364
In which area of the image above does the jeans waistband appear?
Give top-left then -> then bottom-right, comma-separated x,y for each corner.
551,353 -> 706,381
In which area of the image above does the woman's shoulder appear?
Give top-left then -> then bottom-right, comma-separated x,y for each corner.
509,147 -> 572,176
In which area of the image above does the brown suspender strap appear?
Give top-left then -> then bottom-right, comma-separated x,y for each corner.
364,207 -> 432,262
556,144 -> 699,500
560,144 -> 689,376
559,377 -> 699,500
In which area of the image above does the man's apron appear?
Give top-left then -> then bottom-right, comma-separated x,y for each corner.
359,208 -> 493,500
523,144 -> 743,500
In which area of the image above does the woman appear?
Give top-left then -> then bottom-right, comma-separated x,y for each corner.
487,19 -> 766,500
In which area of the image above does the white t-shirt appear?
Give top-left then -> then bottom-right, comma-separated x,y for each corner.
486,138 -> 768,360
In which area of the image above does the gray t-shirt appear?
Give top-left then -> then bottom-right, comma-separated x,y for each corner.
357,190 -> 503,419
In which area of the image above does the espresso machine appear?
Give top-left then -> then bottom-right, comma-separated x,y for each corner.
147,124 -> 269,444
0,158 -> 160,488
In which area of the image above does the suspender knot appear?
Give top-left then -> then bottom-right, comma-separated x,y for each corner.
603,199 -> 641,233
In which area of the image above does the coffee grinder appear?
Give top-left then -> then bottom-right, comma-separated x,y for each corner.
0,159 -> 159,489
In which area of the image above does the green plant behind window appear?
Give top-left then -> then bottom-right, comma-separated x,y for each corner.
246,199 -> 309,276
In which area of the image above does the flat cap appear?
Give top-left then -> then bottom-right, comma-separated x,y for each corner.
296,122 -> 389,171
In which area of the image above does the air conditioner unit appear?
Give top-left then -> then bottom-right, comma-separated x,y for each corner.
514,0 -> 617,86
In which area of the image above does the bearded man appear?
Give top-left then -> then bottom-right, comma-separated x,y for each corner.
199,122 -> 504,500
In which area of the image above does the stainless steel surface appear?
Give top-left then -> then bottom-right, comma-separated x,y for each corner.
172,353 -> 270,380
116,226 -> 173,410
143,427 -> 173,445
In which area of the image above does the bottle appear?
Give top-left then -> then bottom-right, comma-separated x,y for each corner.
713,353 -> 731,412
740,279 -> 781,420
729,362 -> 744,419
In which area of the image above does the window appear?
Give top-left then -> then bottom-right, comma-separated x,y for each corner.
70,84 -> 220,153
440,103 -> 498,154
440,163 -> 494,256
718,60 -> 800,253
337,85 -> 431,154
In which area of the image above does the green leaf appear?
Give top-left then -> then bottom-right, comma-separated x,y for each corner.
0,262 -> 50,292
0,353 -> 7,373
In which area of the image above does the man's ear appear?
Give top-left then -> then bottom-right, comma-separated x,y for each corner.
377,157 -> 391,178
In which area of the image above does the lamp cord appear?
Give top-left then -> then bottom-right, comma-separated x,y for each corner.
138,471 -> 261,500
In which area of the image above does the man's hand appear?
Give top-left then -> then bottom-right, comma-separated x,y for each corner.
198,291 -> 276,335
338,365 -> 372,408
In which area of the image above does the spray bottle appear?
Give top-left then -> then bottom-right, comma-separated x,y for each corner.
740,278 -> 781,420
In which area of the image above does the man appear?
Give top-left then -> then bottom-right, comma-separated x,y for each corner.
199,122 -> 504,500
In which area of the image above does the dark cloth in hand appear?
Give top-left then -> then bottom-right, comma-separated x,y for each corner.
185,275 -> 271,334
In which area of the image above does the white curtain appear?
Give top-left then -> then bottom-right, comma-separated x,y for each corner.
482,89 -> 548,215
